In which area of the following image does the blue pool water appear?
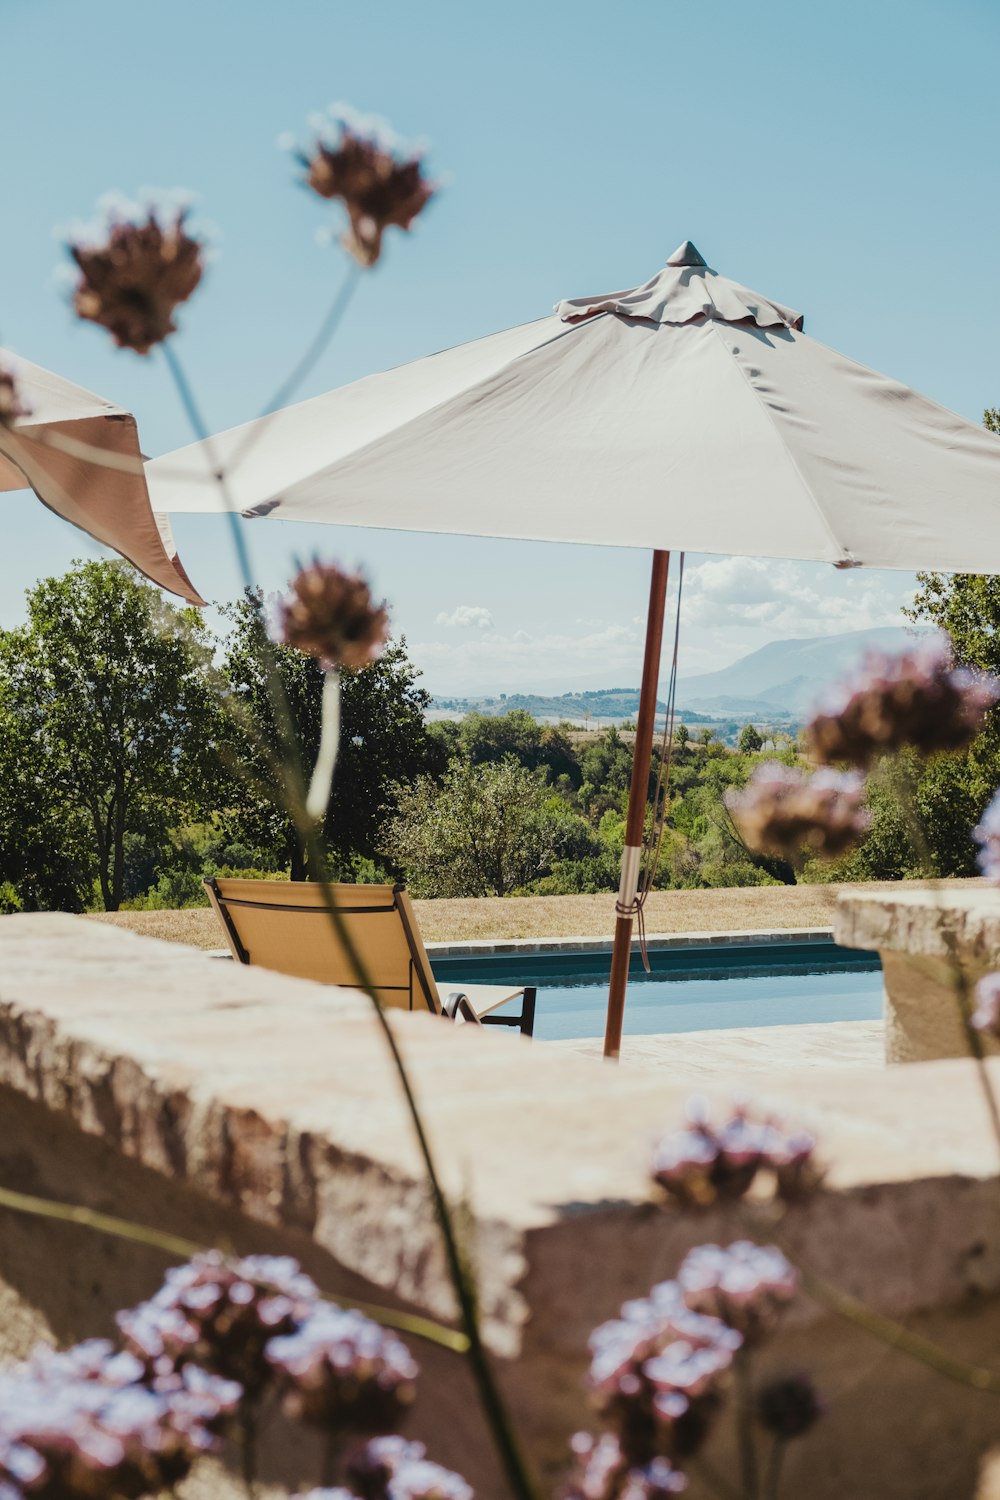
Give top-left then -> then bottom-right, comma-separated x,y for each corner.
430,941 -> 883,1042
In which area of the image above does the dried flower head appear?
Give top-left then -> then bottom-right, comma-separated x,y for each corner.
651,1099 -> 822,1209
971,971 -> 1000,1035
726,762 -> 870,861
676,1243 -> 798,1347
346,1436 -> 472,1500
68,202 -> 204,354
0,365 -> 30,429
587,1280 -> 740,1464
974,792 -> 1000,883
280,562 -> 390,670
266,1303 -> 419,1434
300,107 -> 436,267
0,1338 -> 239,1500
805,638 -> 999,768
118,1252 -> 318,1396
754,1373 -> 825,1440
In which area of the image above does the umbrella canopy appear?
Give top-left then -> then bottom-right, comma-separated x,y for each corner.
148,240 -> 1000,574
1,348 -> 203,605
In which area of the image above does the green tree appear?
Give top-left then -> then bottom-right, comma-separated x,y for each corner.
0,561 -> 220,910
737,723 -> 764,754
221,591 -> 442,879
388,757 -> 554,896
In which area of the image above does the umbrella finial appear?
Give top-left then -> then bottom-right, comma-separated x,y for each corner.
667,240 -> 707,268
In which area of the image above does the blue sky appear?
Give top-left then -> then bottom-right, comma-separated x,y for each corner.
2,0 -> 998,695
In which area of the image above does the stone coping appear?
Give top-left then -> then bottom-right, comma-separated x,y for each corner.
1,912 -> 999,1357
424,925 -> 837,958
835,884 -> 1000,960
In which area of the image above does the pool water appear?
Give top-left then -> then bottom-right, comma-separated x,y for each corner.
429,941 -> 883,1042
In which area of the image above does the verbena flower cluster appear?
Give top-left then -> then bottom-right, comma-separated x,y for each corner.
725,762 -> 869,861
974,794 -> 1000,884
0,365 -> 30,428
118,1251 -> 319,1395
266,1304 -> 419,1433
347,1435 -> 474,1500
651,1099 -> 822,1208
68,203 -> 204,354
572,1239 -> 798,1499
805,637 -> 999,768
300,106 -> 436,267
970,971 -> 1000,1035
279,562 -> 390,671
0,1337 -> 240,1500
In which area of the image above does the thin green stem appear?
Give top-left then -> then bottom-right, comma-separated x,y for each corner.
734,1350 -> 759,1500
0,1184 -> 468,1352
238,1396 -> 258,1500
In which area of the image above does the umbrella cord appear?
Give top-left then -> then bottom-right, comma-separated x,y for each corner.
631,553 -> 685,971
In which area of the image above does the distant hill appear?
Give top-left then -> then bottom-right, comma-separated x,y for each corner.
675,626 -> 923,717
428,626 -> 926,727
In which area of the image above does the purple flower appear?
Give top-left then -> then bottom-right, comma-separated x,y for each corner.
346,1436 -> 472,1500
565,1434 -> 687,1500
677,1243 -> 798,1347
651,1100 -> 822,1208
971,971 -> 1000,1035
118,1252 -> 319,1395
266,1304 -> 418,1434
974,793 -> 1000,883
0,1338 -> 239,1500
726,763 -> 870,860
806,637 -> 999,768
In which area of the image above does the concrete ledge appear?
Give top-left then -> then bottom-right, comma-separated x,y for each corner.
425,925 -> 838,957
2,913 -> 1000,1499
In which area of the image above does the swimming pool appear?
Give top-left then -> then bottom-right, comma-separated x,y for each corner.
429,940 -> 882,1042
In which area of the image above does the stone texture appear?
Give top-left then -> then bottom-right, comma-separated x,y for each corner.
836,886 -> 1000,1064
3,913 -> 1000,1499
550,1019 -> 884,1074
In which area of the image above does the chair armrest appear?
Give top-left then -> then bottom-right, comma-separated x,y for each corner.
443,991 -> 483,1025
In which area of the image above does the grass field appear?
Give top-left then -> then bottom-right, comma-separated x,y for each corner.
87,878 -> 968,949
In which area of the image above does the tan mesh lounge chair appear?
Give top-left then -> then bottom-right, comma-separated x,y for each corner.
204,878 -> 536,1035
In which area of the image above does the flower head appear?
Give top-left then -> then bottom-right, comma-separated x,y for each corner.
565,1433 -> 687,1500
971,971 -> 1000,1035
651,1100 -> 822,1209
754,1373 -> 825,1440
806,638 -> 999,768
0,1338 -> 239,1500
118,1251 -> 318,1396
676,1242 -> 798,1347
726,762 -> 869,860
68,201 -> 204,354
266,1303 -> 418,1434
0,365 -> 30,429
279,562 -> 390,670
346,1436 -> 472,1500
299,106 -> 436,267
974,792 -> 1000,883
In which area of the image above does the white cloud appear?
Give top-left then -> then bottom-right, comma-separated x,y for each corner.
435,604 -> 495,630
412,621 -> 641,696
680,556 -> 913,638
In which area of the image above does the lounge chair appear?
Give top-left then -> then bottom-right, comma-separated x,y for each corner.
204,877 -> 536,1036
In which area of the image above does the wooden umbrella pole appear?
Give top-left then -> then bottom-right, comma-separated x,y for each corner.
603,549 -> 671,1060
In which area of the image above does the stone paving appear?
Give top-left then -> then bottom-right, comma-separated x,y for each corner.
550,1018 -> 884,1075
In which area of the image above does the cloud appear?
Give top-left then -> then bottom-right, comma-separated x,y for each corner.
680,556 -> 913,637
412,621 -> 642,695
435,604 -> 495,630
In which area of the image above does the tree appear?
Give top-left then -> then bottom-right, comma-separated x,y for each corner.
388,758 -> 554,896
220,591 -> 442,879
737,723 -> 764,754
0,561 -> 221,910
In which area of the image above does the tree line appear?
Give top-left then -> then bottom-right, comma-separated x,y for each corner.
2,559 -> 998,912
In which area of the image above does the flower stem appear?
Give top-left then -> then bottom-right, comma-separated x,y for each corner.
238,1395 -> 258,1500
305,668 -> 341,821
734,1349 -> 759,1500
762,1438 -> 786,1500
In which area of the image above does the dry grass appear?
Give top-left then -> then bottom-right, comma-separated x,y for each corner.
86,878 -> 976,950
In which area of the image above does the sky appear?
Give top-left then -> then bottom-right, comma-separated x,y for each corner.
2,0 -> 998,697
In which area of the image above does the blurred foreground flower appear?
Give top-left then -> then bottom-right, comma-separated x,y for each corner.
806,638 -> 999,768
565,1433 -> 687,1500
118,1251 -> 318,1395
754,1372 -> 825,1440
347,1435 -> 473,1500
971,971 -> 1000,1034
726,762 -> 869,860
0,1338 -> 239,1500
300,106 -> 436,267
676,1242 -> 798,1347
0,365 -> 30,428
266,1303 -> 419,1434
651,1099 -> 822,1208
68,202 -> 204,354
280,562 -> 390,670
974,794 -> 1000,884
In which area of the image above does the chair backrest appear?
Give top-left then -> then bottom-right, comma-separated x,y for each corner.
204,878 -> 442,1014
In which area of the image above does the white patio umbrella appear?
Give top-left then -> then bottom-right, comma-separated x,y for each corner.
1,348 -> 203,605
146,240 -> 1000,1055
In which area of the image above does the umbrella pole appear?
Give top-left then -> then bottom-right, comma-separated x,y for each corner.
603,549 -> 670,1060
